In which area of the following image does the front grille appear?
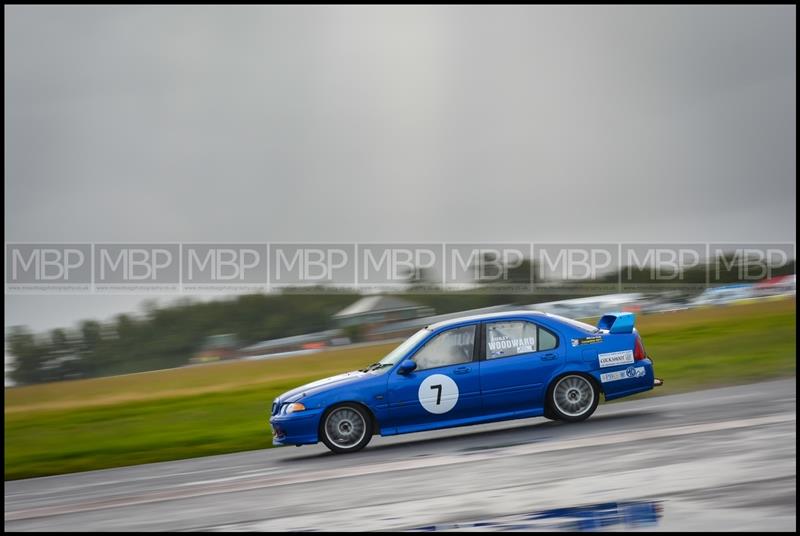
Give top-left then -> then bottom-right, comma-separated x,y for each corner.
271,402 -> 279,415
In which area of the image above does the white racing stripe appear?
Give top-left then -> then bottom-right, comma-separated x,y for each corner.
4,412 -> 795,522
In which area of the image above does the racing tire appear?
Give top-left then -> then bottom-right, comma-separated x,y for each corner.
547,374 -> 599,422
543,405 -> 560,421
320,404 -> 373,454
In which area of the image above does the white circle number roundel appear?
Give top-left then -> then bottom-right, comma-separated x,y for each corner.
418,374 -> 459,414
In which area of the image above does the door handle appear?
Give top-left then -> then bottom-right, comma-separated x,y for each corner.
541,353 -> 557,361
454,366 -> 471,374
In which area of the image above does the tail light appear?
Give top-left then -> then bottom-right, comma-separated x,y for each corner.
634,335 -> 647,361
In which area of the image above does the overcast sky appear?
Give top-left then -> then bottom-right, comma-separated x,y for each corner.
4,5 -> 796,332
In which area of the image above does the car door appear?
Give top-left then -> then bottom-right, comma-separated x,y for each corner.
387,324 -> 482,433
479,319 -> 564,416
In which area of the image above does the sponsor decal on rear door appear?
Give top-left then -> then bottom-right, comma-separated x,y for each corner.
601,366 -> 646,383
598,350 -> 634,368
571,336 -> 603,347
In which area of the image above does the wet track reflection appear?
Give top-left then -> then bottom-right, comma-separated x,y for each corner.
411,501 -> 663,532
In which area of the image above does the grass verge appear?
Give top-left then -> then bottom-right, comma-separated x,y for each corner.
5,298 -> 795,480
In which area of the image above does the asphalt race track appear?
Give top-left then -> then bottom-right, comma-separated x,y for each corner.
5,378 -> 796,532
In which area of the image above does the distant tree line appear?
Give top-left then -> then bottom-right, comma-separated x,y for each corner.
6,291 -> 523,385
7,293 -> 360,385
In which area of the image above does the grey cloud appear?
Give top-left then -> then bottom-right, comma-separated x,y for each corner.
4,5 -> 795,330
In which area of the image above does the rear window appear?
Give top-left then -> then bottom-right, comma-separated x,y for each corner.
538,327 -> 558,351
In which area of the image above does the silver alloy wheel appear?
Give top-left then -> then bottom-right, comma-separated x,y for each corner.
324,407 -> 367,449
553,375 -> 594,417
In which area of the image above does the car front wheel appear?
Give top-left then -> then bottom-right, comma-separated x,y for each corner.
548,374 -> 599,422
320,404 -> 373,453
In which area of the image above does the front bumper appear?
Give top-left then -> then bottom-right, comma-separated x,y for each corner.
269,408 -> 323,446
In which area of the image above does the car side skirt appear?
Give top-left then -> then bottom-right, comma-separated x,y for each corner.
380,407 -> 546,436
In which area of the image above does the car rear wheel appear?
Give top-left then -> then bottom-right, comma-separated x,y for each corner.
320,404 -> 373,453
543,406 -> 560,421
548,374 -> 599,422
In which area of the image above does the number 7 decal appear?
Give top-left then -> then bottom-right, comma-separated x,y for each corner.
418,374 -> 459,414
430,384 -> 442,405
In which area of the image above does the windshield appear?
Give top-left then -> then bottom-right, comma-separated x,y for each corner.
377,328 -> 431,367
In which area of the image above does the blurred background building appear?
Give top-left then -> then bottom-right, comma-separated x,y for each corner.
333,295 -> 434,341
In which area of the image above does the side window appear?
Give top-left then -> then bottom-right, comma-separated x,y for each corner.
538,326 -> 558,351
486,321 -> 537,359
412,325 -> 476,371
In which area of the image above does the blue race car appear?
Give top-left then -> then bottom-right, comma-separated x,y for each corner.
269,310 -> 662,453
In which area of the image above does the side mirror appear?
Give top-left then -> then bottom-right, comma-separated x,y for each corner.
397,360 -> 417,375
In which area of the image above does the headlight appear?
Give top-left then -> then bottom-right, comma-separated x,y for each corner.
285,402 -> 306,414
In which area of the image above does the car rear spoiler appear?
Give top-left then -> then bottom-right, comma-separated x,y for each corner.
597,312 -> 636,334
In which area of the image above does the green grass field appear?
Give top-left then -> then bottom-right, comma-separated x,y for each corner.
4,298 -> 795,480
